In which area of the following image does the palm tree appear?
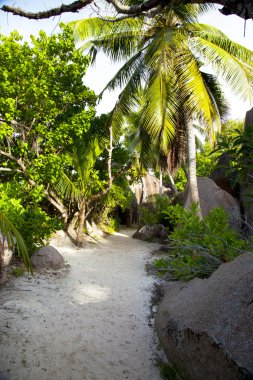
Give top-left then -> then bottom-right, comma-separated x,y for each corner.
69,4 -> 253,216
0,212 -> 32,278
54,132 -> 103,246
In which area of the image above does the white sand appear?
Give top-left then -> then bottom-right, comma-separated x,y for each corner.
0,229 -> 164,380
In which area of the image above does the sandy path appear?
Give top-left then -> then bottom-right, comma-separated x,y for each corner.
0,229 -> 163,380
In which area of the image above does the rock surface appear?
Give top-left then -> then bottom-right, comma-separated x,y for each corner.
209,152 -> 239,197
156,253 -> 253,380
130,174 -> 171,204
133,224 -> 168,241
240,107 -> 253,236
184,177 -> 241,231
31,245 -> 65,270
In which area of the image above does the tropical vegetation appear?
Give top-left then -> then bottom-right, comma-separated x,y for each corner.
0,5 -> 252,281
70,4 -> 253,217
154,205 -> 249,280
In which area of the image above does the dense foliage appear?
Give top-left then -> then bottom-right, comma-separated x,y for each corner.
0,25 -> 96,231
140,194 -> 172,225
0,183 -> 61,255
0,25 -> 133,254
155,205 -> 248,280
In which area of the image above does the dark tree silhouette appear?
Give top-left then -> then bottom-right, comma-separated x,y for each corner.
1,0 -> 252,21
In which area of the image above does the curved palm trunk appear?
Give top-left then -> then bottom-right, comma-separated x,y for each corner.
141,177 -> 147,203
76,199 -> 86,247
0,237 -> 4,281
108,124 -> 113,188
159,168 -> 163,196
186,119 -> 202,219
167,170 -> 178,195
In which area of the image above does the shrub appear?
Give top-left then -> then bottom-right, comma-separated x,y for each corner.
140,194 -> 172,226
11,266 -> 25,277
94,183 -> 133,233
155,205 -> 249,280
0,183 -> 62,256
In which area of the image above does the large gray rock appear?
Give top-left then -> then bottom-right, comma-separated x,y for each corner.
31,245 -> 65,270
240,107 -> 253,236
184,177 -> 241,232
130,174 -> 171,204
156,253 -> 253,380
210,152 -> 239,197
133,224 -> 168,241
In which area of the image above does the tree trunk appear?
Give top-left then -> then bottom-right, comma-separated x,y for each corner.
0,150 -> 69,225
159,168 -> 163,196
2,1 -> 253,22
141,177 -> 147,203
66,211 -> 79,235
0,237 -> 4,282
186,119 -> 202,219
168,170 -> 178,195
182,161 -> 189,180
76,200 -> 86,247
108,124 -> 113,188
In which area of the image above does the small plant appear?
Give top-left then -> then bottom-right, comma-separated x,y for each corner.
140,194 -> 172,226
94,183 -> 133,233
154,205 -> 249,280
11,266 -> 25,277
157,360 -> 186,380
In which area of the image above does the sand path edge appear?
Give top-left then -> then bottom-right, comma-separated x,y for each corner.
0,229 -> 164,380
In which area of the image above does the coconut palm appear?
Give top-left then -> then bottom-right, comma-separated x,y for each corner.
69,4 -> 253,216
54,132 -> 103,246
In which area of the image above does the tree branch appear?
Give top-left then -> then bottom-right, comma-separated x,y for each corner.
0,118 -> 29,131
0,167 -> 21,172
0,149 -> 68,219
1,0 -> 253,20
1,0 -> 93,20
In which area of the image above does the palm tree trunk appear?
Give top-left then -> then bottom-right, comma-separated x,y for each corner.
108,124 -> 113,188
141,177 -> 147,203
76,200 -> 86,247
0,237 -> 4,282
186,118 -> 202,219
159,168 -> 163,196
167,170 -> 178,195
182,161 -> 189,180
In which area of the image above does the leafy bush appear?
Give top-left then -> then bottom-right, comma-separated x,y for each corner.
155,205 -> 249,280
140,194 -> 171,225
158,361 -> 186,380
11,266 -> 25,277
0,183 -> 62,255
94,183 -> 133,233
214,124 -> 253,184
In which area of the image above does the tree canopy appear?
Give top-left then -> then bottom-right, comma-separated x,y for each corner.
1,0 -> 252,21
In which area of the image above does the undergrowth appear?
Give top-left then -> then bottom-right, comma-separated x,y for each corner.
154,204 -> 249,281
157,360 -> 187,380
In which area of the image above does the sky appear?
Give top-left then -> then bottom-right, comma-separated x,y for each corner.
0,1 -> 253,120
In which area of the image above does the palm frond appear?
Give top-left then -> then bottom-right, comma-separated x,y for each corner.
85,32 -> 145,61
54,172 -> 81,202
190,34 -> 253,101
202,71 -> 230,122
190,23 -> 253,65
139,68 -> 176,149
0,212 -> 32,273
163,4 -> 215,24
100,48 -> 146,95
69,16 -> 144,43
175,49 -> 220,126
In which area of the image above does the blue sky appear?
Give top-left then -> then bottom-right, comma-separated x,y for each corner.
0,1 -> 253,119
